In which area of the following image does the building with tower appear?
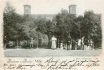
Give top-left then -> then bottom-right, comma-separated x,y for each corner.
23,4 -> 77,20
24,5 -> 31,15
69,5 -> 76,17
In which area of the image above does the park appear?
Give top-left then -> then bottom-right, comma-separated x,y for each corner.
3,2 -> 102,57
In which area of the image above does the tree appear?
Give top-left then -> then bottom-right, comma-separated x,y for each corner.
35,17 -> 55,48
3,1 -> 24,48
55,9 -> 79,40
81,11 -> 102,48
55,9 -> 78,49
21,15 -> 37,40
74,16 -> 84,38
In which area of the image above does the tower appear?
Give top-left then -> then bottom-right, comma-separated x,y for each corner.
24,5 -> 31,15
69,5 -> 76,17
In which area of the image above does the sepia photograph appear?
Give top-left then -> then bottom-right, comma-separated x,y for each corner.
3,0 -> 102,57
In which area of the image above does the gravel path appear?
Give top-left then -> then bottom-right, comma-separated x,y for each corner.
4,48 -> 102,57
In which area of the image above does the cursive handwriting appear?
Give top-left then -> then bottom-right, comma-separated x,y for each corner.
3,57 -> 100,70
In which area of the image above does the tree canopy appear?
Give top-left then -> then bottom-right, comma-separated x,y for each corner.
3,2 -> 102,48
3,2 -> 24,41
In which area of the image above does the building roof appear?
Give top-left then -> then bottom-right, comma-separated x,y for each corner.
30,14 -> 57,20
24,5 -> 31,7
31,14 -> 56,17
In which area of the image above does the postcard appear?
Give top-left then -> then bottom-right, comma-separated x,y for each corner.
0,0 -> 104,70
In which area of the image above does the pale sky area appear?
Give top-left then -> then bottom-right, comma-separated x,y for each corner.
4,0 -> 104,16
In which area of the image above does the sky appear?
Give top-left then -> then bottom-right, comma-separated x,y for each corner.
3,0 -> 104,16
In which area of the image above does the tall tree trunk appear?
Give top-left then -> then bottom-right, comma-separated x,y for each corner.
17,40 -> 19,49
48,34 -> 51,49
